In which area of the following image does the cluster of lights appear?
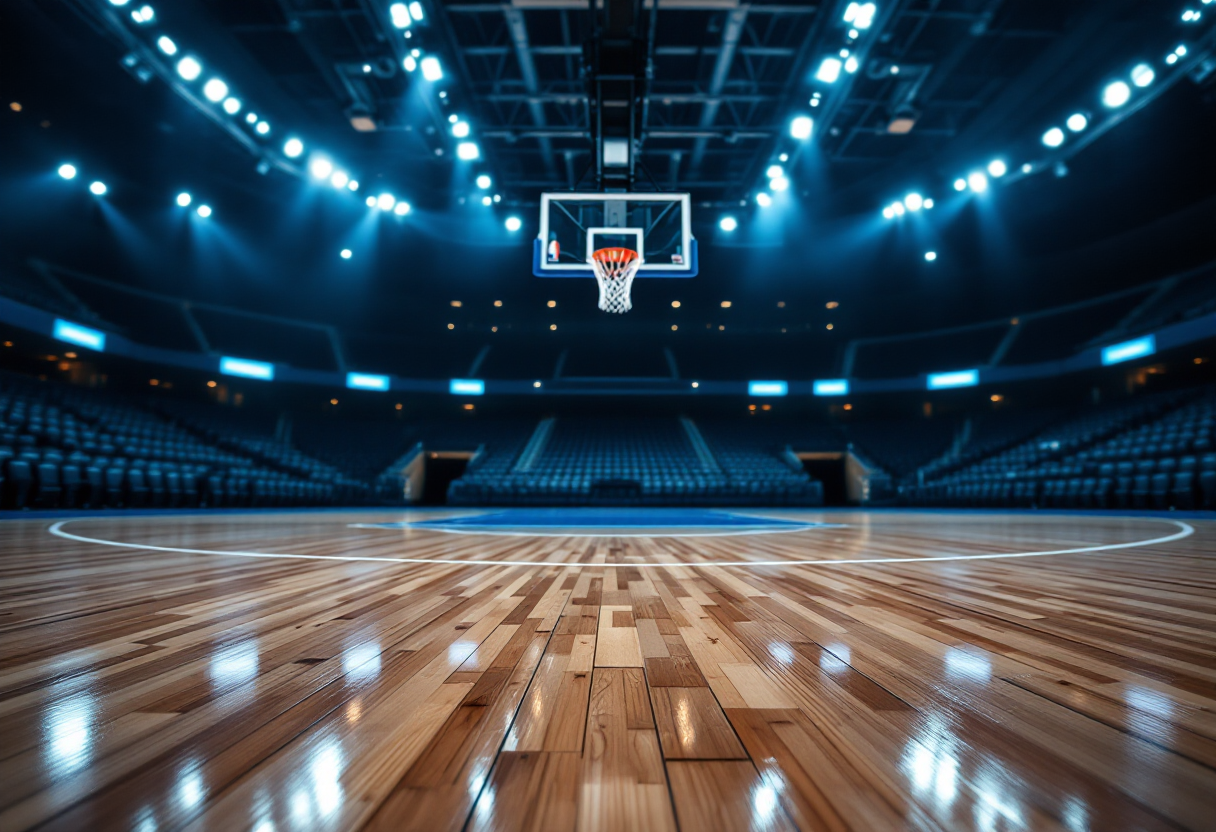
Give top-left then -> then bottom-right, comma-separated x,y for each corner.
365,193 -> 412,216
58,161 -> 215,217
882,192 -> 935,219
878,1 -> 1207,221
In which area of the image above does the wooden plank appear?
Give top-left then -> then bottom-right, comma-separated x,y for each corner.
650,687 -> 747,760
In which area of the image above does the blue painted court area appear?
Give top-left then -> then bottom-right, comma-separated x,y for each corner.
359,508 -> 835,535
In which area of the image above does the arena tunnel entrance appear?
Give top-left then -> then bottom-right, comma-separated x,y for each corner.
421,452 -> 474,506
799,452 -> 848,506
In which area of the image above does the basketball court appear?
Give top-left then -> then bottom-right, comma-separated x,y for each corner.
3,510 -> 1214,830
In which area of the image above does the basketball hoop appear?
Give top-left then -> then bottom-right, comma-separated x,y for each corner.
590,247 -> 643,314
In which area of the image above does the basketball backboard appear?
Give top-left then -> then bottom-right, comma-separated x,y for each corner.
533,192 -> 697,278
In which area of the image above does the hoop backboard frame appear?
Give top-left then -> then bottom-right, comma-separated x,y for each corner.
533,192 -> 698,278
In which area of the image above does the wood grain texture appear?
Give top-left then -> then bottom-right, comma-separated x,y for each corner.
0,510 -> 1214,831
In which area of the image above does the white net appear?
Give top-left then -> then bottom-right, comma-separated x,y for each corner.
590,248 -> 643,314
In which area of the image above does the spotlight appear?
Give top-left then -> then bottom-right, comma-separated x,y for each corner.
505,216 -> 522,231
1176,44 -> 1189,56
987,159 -> 1007,178
788,115 -> 814,142
283,138 -> 304,158
844,55 -> 859,74
476,174 -> 492,189
403,56 -> 417,72
779,153 -> 789,162
108,0 -> 129,5
493,194 -> 501,203
770,176 -> 790,192
1066,112 -> 1088,132
409,1 -> 424,20
197,204 -> 212,217
377,193 -> 396,210
340,249 -> 352,259
953,178 -> 967,192
420,56 -> 443,81
366,196 -> 376,207
843,1 -> 876,29
256,121 -> 270,135
456,142 -> 480,161
309,156 -> 334,179
892,202 -> 905,216
389,2 -> 411,28
756,192 -> 772,207
176,57 -> 202,81
89,181 -> 107,196
1131,64 -> 1155,88
719,216 -> 738,232
58,164 -> 77,180
1021,163 -> 1033,174
131,5 -> 154,24
1166,54 -> 1178,65
924,198 -> 934,209
766,164 -> 784,180
330,170 -> 349,189
223,97 -> 241,115
202,79 -> 228,102
924,251 -> 937,262
452,121 -> 470,139
904,192 -> 923,211
393,201 -> 411,216
967,172 -> 988,193
882,205 -> 894,219
1102,80 -> 1131,108
482,195 -> 492,206
176,192 -> 191,206
1181,8 -> 1202,21
1041,127 -> 1065,147
816,57 -> 843,83
348,180 -> 359,191
156,36 -> 177,55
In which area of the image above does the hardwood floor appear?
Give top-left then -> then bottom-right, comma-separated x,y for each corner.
1,510 -> 1214,831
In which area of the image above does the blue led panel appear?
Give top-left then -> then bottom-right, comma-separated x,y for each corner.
813,379 -> 849,396
927,369 -> 979,389
220,356 -> 275,380
748,381 -> 788,397
53,319 -> 106,351
346,372 -> 390,391
1101,335 -> 1156,366
449,378 -> 485,395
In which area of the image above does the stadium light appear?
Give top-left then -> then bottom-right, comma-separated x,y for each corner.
1101,335 -> 1156,365
409,1 -> 424,20
766,165 -> 784,179
927,369 -> 978,389
1042,127 -> 1065,147
719,216 -> 738,232
904,193 -> 923,211
892,202 -> 905,216
130,5 -> 153,23
844,55 -> 859,74
220,356 -> 274,381
1102,80 -> 1131,108
967,172 -> 988,193
347,372 -> 390,391
1181,8 -> 1202,22
308,156 -> 334,180
476,174 -> 492,189
813,379 -> 849,396
1131,64 -> 1155,88
748,381 -> 788,397
393,202 -> 411,216
89,181 -> 107,196
283,138 -> 304,158
756,192 -> 773,208
924,198 -> 934,209
365,196 -> 376,207
156,36 -> 177,56
330,170 -> 349,189
403,56 -> 417,72
816,58 -> 843,83
790,115 -> 813,140
843,2 -> 876,29
340,249 -> 352,259
108,0 -> 129,5
420,56 -> 443,81
505,216 -> 522,231
452,121 -> 470,138
54,319 -> 106,351
770,176 -> 790,192
176,57 -> 202,81
222,97 -> 241,115
377,193 -> 396,210
953,178 -> 967,191
882,205 -> 895,220
348,180 -> 359,191
987,159 -> 1007,178
58,164 -> 77,180
196,204 -> 212,217
1066,113 -> 1089,132
176,192 -> 191,206
256,121 -> 270,135
456,142 -> 480,160
924,251 -> 937,262
389,2 -> 411,28
450,379 -> 485,396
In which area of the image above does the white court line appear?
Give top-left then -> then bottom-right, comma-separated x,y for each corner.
346,520 -> 842,538
47,518 -> 1195,569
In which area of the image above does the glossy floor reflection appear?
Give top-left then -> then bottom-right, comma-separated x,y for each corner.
1,510 -> 1214,831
